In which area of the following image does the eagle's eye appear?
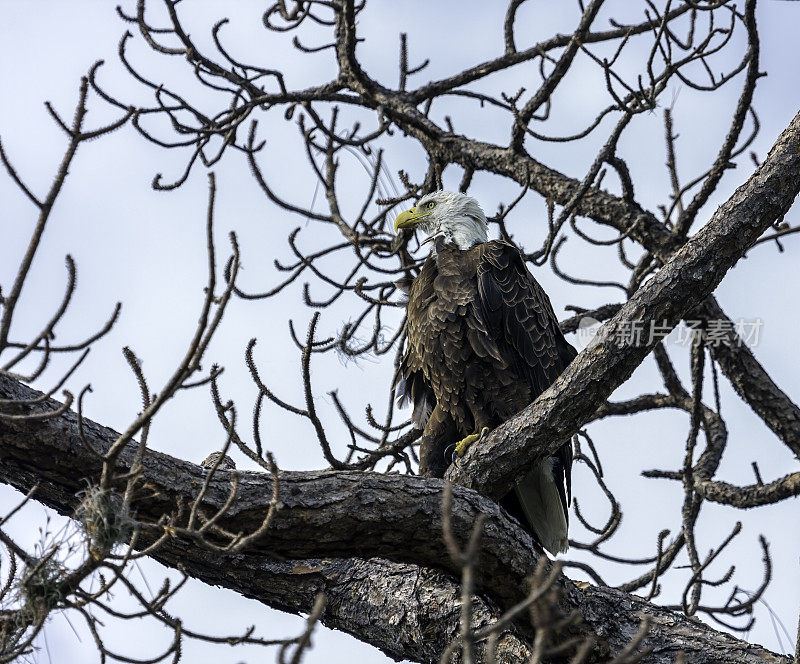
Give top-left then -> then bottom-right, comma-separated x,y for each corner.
425,201 -> 436,210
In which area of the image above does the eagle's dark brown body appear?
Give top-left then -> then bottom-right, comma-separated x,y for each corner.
397,238 -> 576,550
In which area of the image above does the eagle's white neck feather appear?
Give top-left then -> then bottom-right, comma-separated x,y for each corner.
416,191 -> 488,250
435,213 -> 488,250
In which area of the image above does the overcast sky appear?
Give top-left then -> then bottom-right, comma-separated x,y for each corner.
1,1 -> 799,662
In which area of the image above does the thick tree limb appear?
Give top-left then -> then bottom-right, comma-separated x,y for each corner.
156,550 -> 534,664
0,377 -> 537,609
448,109 -> 800,499
0,376 -> 790,664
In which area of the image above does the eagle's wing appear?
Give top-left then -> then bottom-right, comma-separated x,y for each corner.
394,265 -> 437,430
472,240 -> 577,396
471,241 -> 577,552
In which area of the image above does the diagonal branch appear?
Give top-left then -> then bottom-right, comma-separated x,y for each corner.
447,109 -> 800,499
424,125 -> 800,460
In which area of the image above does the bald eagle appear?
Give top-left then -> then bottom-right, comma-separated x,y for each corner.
394,191 -> 577,555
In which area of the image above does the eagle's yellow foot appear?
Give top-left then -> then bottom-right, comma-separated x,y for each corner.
454,427 -> 490,458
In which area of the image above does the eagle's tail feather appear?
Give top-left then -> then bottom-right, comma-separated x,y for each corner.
514,458 -> 569,556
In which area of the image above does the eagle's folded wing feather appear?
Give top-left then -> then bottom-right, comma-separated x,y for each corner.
471,241 -> 577,545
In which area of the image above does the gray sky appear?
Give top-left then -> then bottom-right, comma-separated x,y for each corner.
1,1 -> 799,662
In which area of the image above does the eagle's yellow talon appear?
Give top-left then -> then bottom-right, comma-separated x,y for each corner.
454,427 -> 490,457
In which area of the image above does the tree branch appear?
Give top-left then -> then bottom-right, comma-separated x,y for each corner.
448,109 -> 800,499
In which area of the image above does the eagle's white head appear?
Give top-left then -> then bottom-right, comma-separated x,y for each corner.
393,190 -> 488,250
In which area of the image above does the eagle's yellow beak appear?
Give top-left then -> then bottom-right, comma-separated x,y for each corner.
394,207 -> 426,232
